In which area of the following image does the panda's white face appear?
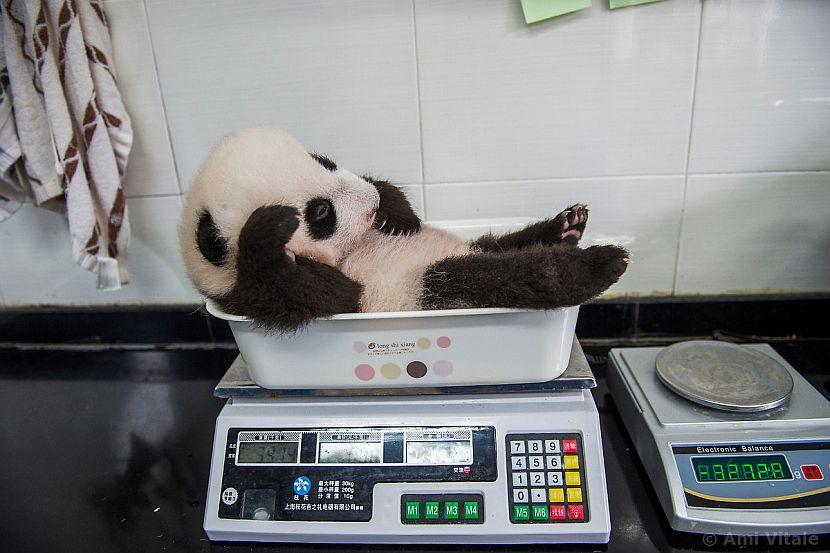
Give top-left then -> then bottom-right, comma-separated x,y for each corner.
179,127 -> 380,298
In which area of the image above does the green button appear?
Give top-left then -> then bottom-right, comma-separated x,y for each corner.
425,502 -> 439,519
532,505 -> 548,520
444,501 -> 459,519
464,501 -> 479,519
405,502 -> 420,520
513,505 -> 529,521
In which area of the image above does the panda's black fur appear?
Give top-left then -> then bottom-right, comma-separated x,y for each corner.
179,128 -> 629,333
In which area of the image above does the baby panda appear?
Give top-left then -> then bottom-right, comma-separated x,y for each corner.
179,127 -> 629,332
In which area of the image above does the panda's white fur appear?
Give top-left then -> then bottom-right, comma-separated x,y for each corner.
341,227 -> 471,312
180,127 -> 466,311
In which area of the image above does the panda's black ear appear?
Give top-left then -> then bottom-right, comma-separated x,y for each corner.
196,210 -> 229,267
310,152 -> 337,171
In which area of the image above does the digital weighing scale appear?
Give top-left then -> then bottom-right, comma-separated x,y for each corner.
608,341 -> 830,535
204,339 -> 611,544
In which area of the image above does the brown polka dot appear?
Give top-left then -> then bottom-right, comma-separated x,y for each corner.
417,337 -> 431,349
406,361 -> 427,378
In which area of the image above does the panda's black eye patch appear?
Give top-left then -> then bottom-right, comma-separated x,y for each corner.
196,210 -> 228,266
305,198 -> 336,240
310,153 -> 337,172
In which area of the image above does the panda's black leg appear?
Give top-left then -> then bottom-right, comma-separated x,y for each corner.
420,243 -> 628,311
217,205 -> 363,333
363,175 -> 421,236
471,204 -> 588,252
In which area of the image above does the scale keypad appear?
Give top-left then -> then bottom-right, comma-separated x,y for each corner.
505,433 -> 588,523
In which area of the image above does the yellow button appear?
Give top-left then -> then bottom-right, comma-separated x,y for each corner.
548,488 -> 564,503
567,487 -> 583,503
565,471 -> 581,486
564,455 -> 579,469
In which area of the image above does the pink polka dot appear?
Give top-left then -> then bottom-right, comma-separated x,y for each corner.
354,364 -> 375,381
353,341 -> 366,353
437,336 -> 452,348
433,360 -> 453,377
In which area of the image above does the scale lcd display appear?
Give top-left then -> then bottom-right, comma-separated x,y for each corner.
692,455 -> 792,482
318,442 -> 383,464
406,441 -> 473,465
237,441 -> 299,464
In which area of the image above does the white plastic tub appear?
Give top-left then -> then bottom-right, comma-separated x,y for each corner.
205,218 -> 580,390
207,301 -> 578,389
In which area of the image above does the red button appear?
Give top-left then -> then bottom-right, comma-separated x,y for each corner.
562,439 -> 578,453
568,504 -> 584,520
801,464 -> 824,480
549,504 -> 566,520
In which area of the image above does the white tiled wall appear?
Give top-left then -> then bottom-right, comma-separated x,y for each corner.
1,0 -> 827,306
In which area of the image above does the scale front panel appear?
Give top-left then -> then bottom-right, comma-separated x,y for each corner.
218,425 -> 497,522
672,440 -> 830,509
204,392 -> 611,544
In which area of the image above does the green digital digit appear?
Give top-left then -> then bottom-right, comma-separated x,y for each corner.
713,464 -> 725,480
757,463 -> 769,479
742,464 -> 756,480
771,462 -> 785,479
697,464 -> 711,481
727,463 -> 739,480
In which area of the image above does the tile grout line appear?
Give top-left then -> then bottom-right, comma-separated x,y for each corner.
140,0 -> 184,196
671,0 -> 705,296
410,0 -> 428,219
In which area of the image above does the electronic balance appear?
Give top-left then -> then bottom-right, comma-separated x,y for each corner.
608,341 -> 830,535
204,339 -> 611,544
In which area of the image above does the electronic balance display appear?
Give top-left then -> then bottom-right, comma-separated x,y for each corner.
673,441 -> 830,510
219,426 -> 496,522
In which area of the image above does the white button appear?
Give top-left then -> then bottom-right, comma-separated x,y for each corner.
513,488 -> 529,503
512,472 -> 528,486
511,456 -> 527,470
529,455 -> 544,470
547,471 -> 563,486
221,487 -> 238,505
528,440 -> 543,454
530,471 -> 546,486
531,488 -> 546,503
545,440 -> 560,453
509,440 -> 526,454
546,455 -> 562,469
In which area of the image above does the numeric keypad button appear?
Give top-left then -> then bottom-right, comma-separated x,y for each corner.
529,456 -> 544,470
546,455 -> 562,470
544,440 -> 560,453
509,440 -> 526,454
547,471 -> 563,486
512,472 -> 528,487
530,488 -> 546,503
527,440 -> 543,454
529,471 -> 546,487
511,456 -> 527,470
513,488 -> 529,503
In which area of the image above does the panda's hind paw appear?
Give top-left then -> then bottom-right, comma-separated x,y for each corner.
555,204 -> 588,245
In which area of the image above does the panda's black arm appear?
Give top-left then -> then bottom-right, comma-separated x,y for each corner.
216,205 -> 363,333
471,204 -> 589,252
362,176 -> 421,236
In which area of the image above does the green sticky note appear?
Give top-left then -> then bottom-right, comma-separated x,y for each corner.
609,0 -> 663,8
521,0 -> 592,24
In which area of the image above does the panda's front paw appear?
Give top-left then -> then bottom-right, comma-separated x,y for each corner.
238,205 -> 300,266
374,209 -> 421,236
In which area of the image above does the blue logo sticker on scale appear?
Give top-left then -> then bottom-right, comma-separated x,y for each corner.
293,476 -> 312,495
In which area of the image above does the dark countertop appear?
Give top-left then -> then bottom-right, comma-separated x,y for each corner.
1,342 -> 828,553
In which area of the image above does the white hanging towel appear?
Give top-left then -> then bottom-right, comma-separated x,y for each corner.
0,0 -> 132,290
